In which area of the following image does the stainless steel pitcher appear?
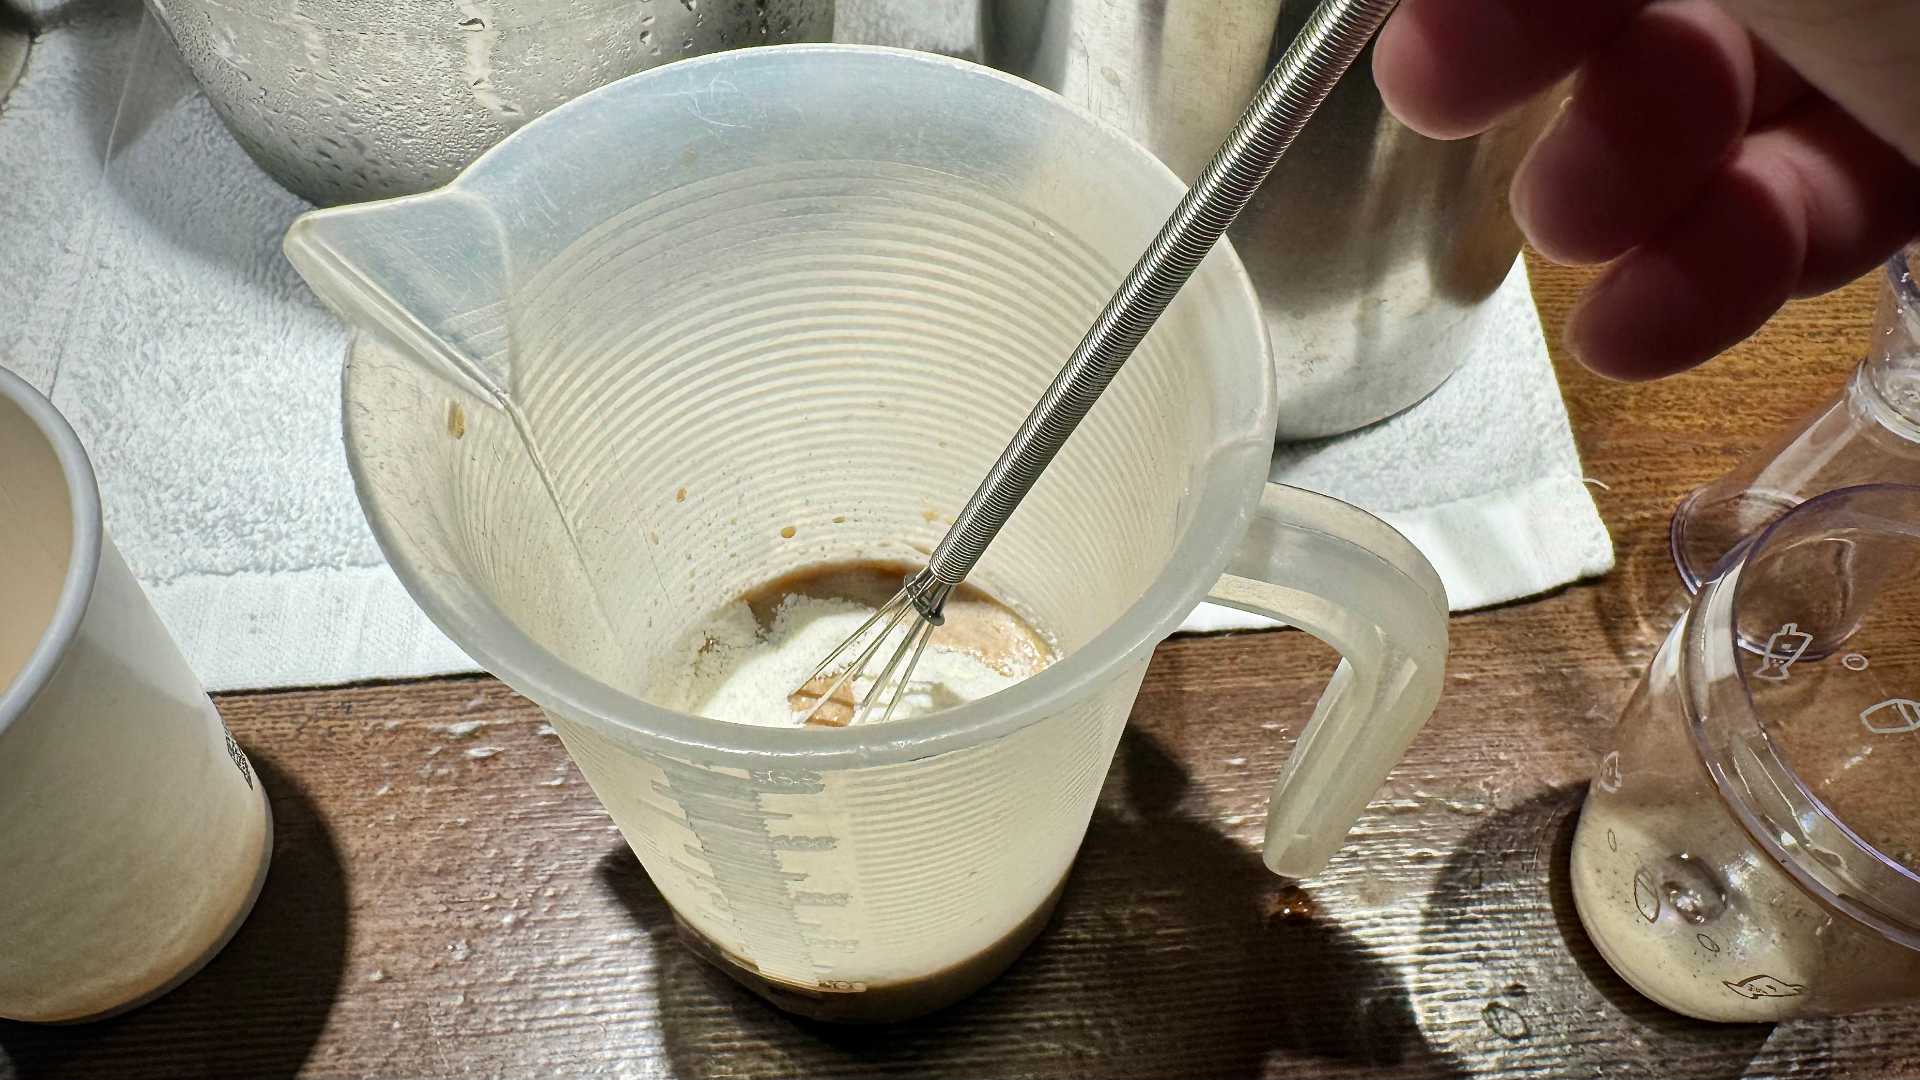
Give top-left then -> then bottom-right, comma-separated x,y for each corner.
982,0 -> 1552,440
145,0 -> 834,206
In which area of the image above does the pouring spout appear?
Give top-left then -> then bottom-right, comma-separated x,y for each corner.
284,190 -> 514,409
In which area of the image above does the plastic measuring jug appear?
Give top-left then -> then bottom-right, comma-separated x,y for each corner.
1573,485 -> 1920,1022
286,45 -> 1447,1021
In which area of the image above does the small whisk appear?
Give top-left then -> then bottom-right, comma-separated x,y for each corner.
793,0 -> 1400,727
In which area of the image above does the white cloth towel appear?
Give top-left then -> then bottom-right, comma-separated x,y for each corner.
1189,265 -> 1616,632
1,2 -> 1611,691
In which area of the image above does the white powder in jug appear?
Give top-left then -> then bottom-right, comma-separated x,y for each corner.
669,591 -> 1050,728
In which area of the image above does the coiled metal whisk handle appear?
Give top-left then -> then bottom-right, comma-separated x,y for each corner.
907,0 -> 1399,618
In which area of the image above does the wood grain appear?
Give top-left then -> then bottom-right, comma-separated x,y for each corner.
1,257 -> 1906,1080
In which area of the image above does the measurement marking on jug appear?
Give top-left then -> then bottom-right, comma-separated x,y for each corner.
1755,623 -> 1811,682
1633,868 -> 1661,923
670,856 -> 725,886
768,834 -> 837,851
658,757 -> 824,978
1861,698 -> 1920,735
1723,974 -> 1805,1000
1598,751 -> 1623,793
745,769 -> 829,794
1696,933 -> 1720,954
1842,652 -> 1870,671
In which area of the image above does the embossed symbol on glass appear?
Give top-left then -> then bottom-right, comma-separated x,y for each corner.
1860,698 -> 1920,736
1754,622 -> 1812,683
1723,974 -> 1806,1000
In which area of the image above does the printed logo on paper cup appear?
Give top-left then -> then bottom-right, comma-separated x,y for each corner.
224,727 -> 255,790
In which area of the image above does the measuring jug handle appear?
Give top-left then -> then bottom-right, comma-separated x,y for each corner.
1204,483 -> 1448,879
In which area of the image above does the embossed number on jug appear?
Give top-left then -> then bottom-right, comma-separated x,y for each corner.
748,769 -> 825,794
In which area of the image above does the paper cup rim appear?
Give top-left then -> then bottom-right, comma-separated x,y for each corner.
0,365 -> 103,739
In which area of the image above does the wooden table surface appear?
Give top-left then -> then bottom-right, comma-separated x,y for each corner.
2,257 -> 1908,1080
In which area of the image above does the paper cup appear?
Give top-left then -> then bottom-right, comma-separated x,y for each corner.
0,365 -> 272,1023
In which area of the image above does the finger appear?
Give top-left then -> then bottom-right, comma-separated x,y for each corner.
1748,37 -> 1808,126
1512,0 -> 1756,265
1373,0 -> 1646,139
1714,0 -> 1920,165
1571,101 -> 1920,380
1568,156 -> 1803,381
1749,101 -> 1920,297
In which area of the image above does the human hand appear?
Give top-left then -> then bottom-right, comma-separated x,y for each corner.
1373,0 -> 1920,380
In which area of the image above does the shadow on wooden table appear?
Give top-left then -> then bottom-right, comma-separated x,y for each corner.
1418,785 -> 1772,1080
1590,507 -> 1697,672
597,730 -> 1464,1080
0,753 -> 348,1080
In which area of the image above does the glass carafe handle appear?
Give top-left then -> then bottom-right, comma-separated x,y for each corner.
1205,483 -> 1448,878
